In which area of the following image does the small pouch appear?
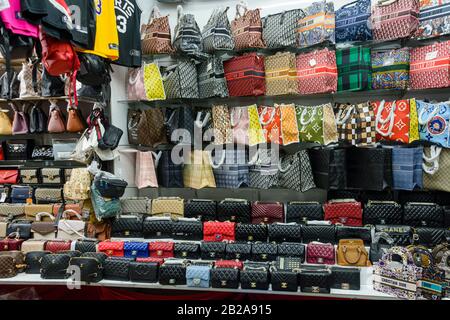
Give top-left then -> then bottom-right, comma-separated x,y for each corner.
251,242 -> 278,262
129,260 -> 159,283
200,241 -> 227,260
184,199 -> 217,221
25,251 -> 50,274
41,168 -> 62,184
143,216 -> 172,239
172,218 -> 203,240
298,267 -> 332,294
40,254 -> 70,279
149,242 -> 174,258
277,242 -> 306,262
211,267 -> 240,289
124,242 -> 149,259
159,260 -> 187,285
111,215 -> 144,238
103,257 -> 131,281
268,223 -> 302,243
186,265 -> 211,288
69,257 -> 103,283
34,188 -> 62,204
235,223 -> 267,242
174,242 -> 200,259
331,267 -> 361,290
286,201 -> 324,224
20,169 -> 39,184
240,263 -> 270,290
225,242 -> 252,260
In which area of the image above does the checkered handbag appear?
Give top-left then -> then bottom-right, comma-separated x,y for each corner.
278,150 -> 316,192
230,107 -> 249,146
141,6 -> 174,55
202,7 -> 234,52
259,106 -> 282,145
410,41 -> 450,90
279,104 -> 299,145
296,48 -> 337,94
297,1 -> 336,48
212,105 -> 233,145
372,100 -> 414,144
183,150 -> 216,189
371,0 -> 419,41
173,5 -> 205,59
335,102 -> 376,146
389,146 -> 423,191
335,0 -> 372,42
197,55 -> 229,99
423,146 -> 450,192
210,148 -> 249,189
416,100 -> 450,148
231,3 -> 265,51
143,63 -> 166,101
371,48 -> 410,90
296,103 -> 338,145
248,149 -> 279,189
416,0 -> 450,39
262,9 -> 305,49
162,61 -> 199,99
337,46 -> 372,91
264,52 -> 298,96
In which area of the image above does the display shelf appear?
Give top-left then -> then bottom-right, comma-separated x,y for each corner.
0,160 -> 86,168
0,96 -> 101,104
0,132 -> 82,140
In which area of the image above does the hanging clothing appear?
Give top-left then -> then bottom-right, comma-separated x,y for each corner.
65,0 -> 96,49
0,0 -> 38,37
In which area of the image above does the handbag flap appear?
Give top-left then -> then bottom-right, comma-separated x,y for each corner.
25,205 -> 54,216
203,221 -> 235,236
41,168 -> 61,181
186,265 -> 210,280
31,222 -> 55,235
124,242 -> 148,251
149,242 -> 174,251
58,220 -> 85,234
98,241 -> 124,251
308,243 -> 335,258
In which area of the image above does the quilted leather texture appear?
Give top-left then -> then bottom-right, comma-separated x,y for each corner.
306,243 -> 336,265
235,223 -> 267,242
40,254 -> 70,279
159,264 -> 186,285
217,200 -> 251,223
403,203 -> 444,227
215,260 -> 243,269
200,241 -> 226,260
286,202 -> 324,223
324,201 -> 363,226
271,270 -> 298,292
174,242 -> 200,259
163,61 -> 199,99
225,242 -> 252,260
186,265 -> 210,288
151,197 -> 184,217
251,202 -> 284,224
211,268 -> 239,289
98,241 -> 124,257
374,225 -> 413,246
277,243 -> 305,261
103,258 -> 130,281
143,218 -> 173,239
149,242 -> 174,258
301,225 -> 336,244
124,242 -> 149,259
25,251 -> 50,274
172,220 -> 203,240
0,238 -> 23,251
240,268 -> 269,290
330,267 -> 360,290
336,226 -> 372,245
251,242 -> 278,262
111,215 -> 144,238
120,198 -> 150,214
69,257 -> 103,283
129,261 -> 158,283
268,224 -> 302,243
44,241 -> 71,253
363,202 -> 403,225
414,227 -> 449,247
184,200 -> 217,221
74,240 -> 97,253
203,221 -> 235,242
298,271 -> 332,293
81,252 -> 108,263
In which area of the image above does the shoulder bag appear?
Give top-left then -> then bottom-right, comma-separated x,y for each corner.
141,6 -> 174,55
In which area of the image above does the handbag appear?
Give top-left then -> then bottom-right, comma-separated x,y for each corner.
44,240 -> 71,253
252,242 -> 278,262
270,269 -> 299,292
0,109 -> 12,135
0,233 -> 24,251
371,0 -> 420,41
404,202 -> 444,227
248,157 -> 279,190
225,242 -> 252,260
235,223 -> 267,242
127,109 -> 141,145
34,188 -> 62,204
200,241 -> 227,259
297,103 -> 338,145
306,242 -> 336,265
29,104 -> 47,134
186,265 -> 211,288
251,201 -> 284,224
41,168 -> 62,184
278,150 -> 316,192
111,215 -> 143,238
31,146 -> 54,160
224,53 -> 265,97
129,260 -> 159,283
212,105 -> 233,145
364,201 -> 403,225
417,0 -> 450,39
278,104 -> 300,145
57,210 -> 85,240
173,5 -> 204,59
163,61 -> 199,99
423,146 -> 450,193
416,100 -> 450,148
335,0 -> 372,42
143,62 -> 166,101
297,1 -> 336,47
69,257 -> 103,283
308,147 -> 347,190
120,197 -> 150,215
388,146 -> 423,190
210,149 -> 249,190
7,220 -> 32,239
370,232 -> 395,263
40,69 -> 65,97
202,7 -> 234,52
25,204 -> 54,222
165,107 -> 195,144
0,170 -> 18,185
90,182 -> 122,221
296,48 -> 337,95
149,242 -> 174,258
135,151 -> 158,189
336,46 -> 371,91
268,223 -> 302,243
143,216 -> 173,239
330,267 -> 360,291
375,224 -> 413,246
262,9 -> 304,49
103,258 -> 131,281
21,240 -> 47,253
185,199 -> 217,221
264,52 -> 297,96
371,48 -> 410,90
157,150 -> 184,188
216,198 -> 250,223
137,108 -> 168,147
127,67 -> 146,101
10,186 -> 31,204
75,240 -> 98,253
413,227 -> 450,247
277,243 -> 306,261
4,139 -> 32,160
230,106 -> 249,146
20,169 -> 39,184
11,103 -> 29,135
172,218 -> 203,240
63,168 -> 91,201
66,107 -> 86,133
40,254 -> 70,279
286,202 -> 324,224
231,3 -> 265,50
240,262 -> 270,290
259,106 -> 282,144
324,199 -> 363,226
94,171 -> 127,198
25,251 -> 50,274
183,150 -> 216,189
151,197 -> 184,219
298,267 -> 332,294
98,241 -> 124,257
203,221 -> 235,242
159,260 -> 187,285
124,242 -> 148,259
174,242 -> 200,259
141,6 -> 174,55
337,239 -> 370,267
335,102 -> 376,146
410,41 -> 450,90
211,267 -> 240,289
47,102 -> 65,133
197,55 -> 228,99
17,61 -> 38,98
336,226 -> 372,245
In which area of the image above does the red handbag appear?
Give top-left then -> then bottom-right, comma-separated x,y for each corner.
203,221 -> 236,242
323,199 -> 363,226
0,145 -> 4,161
98,241 -> 124,257
0,170 -> 19,184
258,106 -> 282,144
136,257 -> 165,265
251,202 -> 284,224
44,240 -> 71,253
306,242 -> 336,265
215,260 -> 243,269
149,242 -> 174,258
223,53 -> 265,97
372,100 -> 412,144
0,234 -> 24,251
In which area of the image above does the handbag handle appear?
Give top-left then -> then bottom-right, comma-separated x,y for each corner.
418,103 -> 440,126
335,104 -> 355,125
259,107 -> 276,126
230,107 -> 244,128
437,251 -> 450,272
342,245 -> 364,265
299,107 -> 317,126
7,231 -> 20,239
177,5 -> 184,23
195,111 -> 210,128
152,151 -> 162,168
248,149 -> 259,165
235,1 -> 248,19
278,155 -> 294,173
339,0 -> 360,9
377,0 -> 398,6
62,209 -> 83,220
208,150 -> 226,169
149,5 -> 162,22
35,212 -> 55,222
372,232 -> 394,245
422,146 -> 441,175
375,100 -> 396,137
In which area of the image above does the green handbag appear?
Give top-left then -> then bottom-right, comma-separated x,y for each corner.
337,46 -> 372,92
296,103 -> 338,145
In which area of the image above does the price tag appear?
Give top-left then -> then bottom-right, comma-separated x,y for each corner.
425,51 -> 438,61
26,198 -> 33,205
383,58 -> 395,66
309,59 -> 317,67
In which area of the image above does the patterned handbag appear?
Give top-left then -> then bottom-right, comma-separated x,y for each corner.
324,199 -> 363,226
389,146 -> 423,191
210,148 -> 249,189
127,67 -> 146,101
296,48 -> 337,95
286,202 -> 324,223
162,61 -> 199,99
335,102 -> 376,146
141,6 -> 174,55
157,150 -> 184,188
296,103 -> 338,145
172,218 -> 203,240
262,9 -> 304,49
371,48 -> 410,90
223,53 -> 265,97
297,1 -> 336,48
335,0 -> 372,42
278,150 -> 316,192
197,55 -> 229,99
183,150 -> 216,189
203,221 -> 235,242
336,46 -> 372,91
279,104 -> 300,145
416,100 -> 450,148
410,41 -> 450,90
417,0 -> 450,39
423,146 -> 450,193
137,107 -> 168,147
371,0 -> 420,41
211,105 -> 233,145
230,106 -> 249,146
268,223 -> 302,243
306,242 -> 336,265
226,242 -> 252,260
258,106 -> 282,144
165,107 -> 195,144
173,5 -> 204,59
143,63 -> 166,101
247,104 -> 265,146
264,52 -> 297,96
202,7 -> 234,52
231,3 -> 265,50
98,241 -> 124,257
248,149 -> 279,189
41,168 -> 62,184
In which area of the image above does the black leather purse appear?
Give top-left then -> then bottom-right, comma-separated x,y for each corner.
81,252 -> 108,263
40,254 -> 71,279
398,191 -> 436,205
217,199 -> 251,223
251,242 -> 278,262
298,267 -> 332,293
29,104 -> 47,134
363,201 -> 403,225
111,215 -> 144,238
374,225 -> 413,246
404,203 -> 444,228
277,243 -> 306,261
370,232 -> 394,263
240,263 -> 269,290
235,223 -> 267,242
270,268 -> 298,292
7,220 -> 32,239
5,140 -> 32,160
211,267 -> 240,289
331,267 -> 360,290
336,226 -> 372,245
129,261 -> 159,283
184,199 -> 217,221
25,251 -> 50,274
73,240 -> 98,253
200,241 -> 227,260
157,150 -> 184,188
267,223 -> 302,243
143,217 -> 173,239
98,125 -> 123,151
59,251 -> 82,258
159,261 -> 187,285
225,242 -> 252,260
174,242 -> 200,259
69,257 -> 103,283
103,258 -> 132,281
286,202 -> 324,223
413,227 -> 450,247
172,218 -> 203,240
301,224 -> 336,244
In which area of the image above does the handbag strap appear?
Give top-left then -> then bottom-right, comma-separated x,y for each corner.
235,1 -> 248,19
278,155 -> 295,173
208,150 -> 226,169
60,219 -> 85,239
149,6 -> 162,22
342,245 -> 365,265
377,0 -> 398,6
422,146 -> 442,175
177,5 -> 184,24
372,232 -> 394,245
195,111 -> 210,128
259,107 -> 276,126
62,209 -> 82,220
299,107 -> 317,126
335,104 -> 355,125
418,103 -> 440,126
35,212 -> 55,222
375,100 -> 396,137
9,102 -> 17,113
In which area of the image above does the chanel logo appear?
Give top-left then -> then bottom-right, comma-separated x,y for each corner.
281,282 -> 288,289
157,250 -> 163,256
248,236 -> 253,241
124,231 -> 130,236
250,282 -> 256,288
156,232 -> 162,236
263,217 -> 269,222
261,254 -> 267,260
317,258 -> 324,263
132,251 -> 137,256
309,59 -> 317,67
236,253 -> 241,258
312,286 -> 320,293
231,216 -> 236,221
193,278 -> 201,285
182,252 -> 187,257
341,283 -> 350,290
210,253 -> 215,258
169,279 -> 175,284
221,280 -> 227,286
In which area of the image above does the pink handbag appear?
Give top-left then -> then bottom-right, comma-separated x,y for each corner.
306,242 -> 336,265
410,41 -> 450,90
230,107 -> 249,146
127,67 -> 146,101
135,151 -> 159,189
47,102 -> 65,133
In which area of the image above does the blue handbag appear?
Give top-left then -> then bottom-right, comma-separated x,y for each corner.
388,146 -> 423,191
124,242 -> 149,258
417,100 -> 450,148
10,186 -> 32,204
335,0 -> 372,43
186,265 -> 211,288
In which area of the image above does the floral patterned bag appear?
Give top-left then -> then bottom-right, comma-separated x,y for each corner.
417,0 -> 450,39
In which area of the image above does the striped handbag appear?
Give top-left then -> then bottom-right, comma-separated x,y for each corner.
297,1 -> 335,48
223,53 -> 265,97
264,52 -> 298,96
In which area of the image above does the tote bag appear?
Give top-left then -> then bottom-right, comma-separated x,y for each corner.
296,103 -> 338,145
308,147 -> 347,190
183,150 -> 216,189
278,150 -> 316,192
157,150 -> 184,188
423,146 -> 450,192
279,103 -> 299,146
248,104 -> 266,146
144,63 -> 166,101
202,7 -> 234,52
230,107 -> 249,146
335,102 -> 376,146
388,146 -> 423,191
141,6 -> 174,55
210,148 -> 249,189
264,52 -> 297,96
127,67 -> 146,101
297,1 -> 336,48
335,0 -> 372,42
135,151 -> 159,189
371,48 -> 410,90
212,105 -> 233,145
258,106 -> 282,145
197,55 -> 229,99
416,100 -> 450,148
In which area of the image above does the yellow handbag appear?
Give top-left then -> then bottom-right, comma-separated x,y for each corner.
0,109 -> 12,135
183,150 -> 216,189
151,197 -> 184,218
247,104 -> 265,146
409,98 -> 420,143
279,103 -> 299,145
25,204 -> 54,222
337,239 -> 371,267
144,62 -> 166,101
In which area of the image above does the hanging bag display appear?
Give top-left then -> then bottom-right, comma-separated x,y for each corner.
230,107 -> 249,146
423,146 -> 450,193
157,150 -> 184,188
40,69 -> 65,97
223,53 -> 265,97
279,104 -> 300,145
202,7 -> 234,52
0,109 -> 12,135
335,102 -> 376,147
165,107 -> 195,144
336,46 -> 371,91
262,9 -> 304,49
137,107 -> 168,147
144,62 -> 166,101
335,0 -> 372,42
11,103 -> 29,135
141,6 -> 174,55
247,104 -> 266,146
248,149 -> 279,189
278,150 -> 316,192
258,106 -> 282,145
29,104 -> 47,134
371,48 -> 410,90
135,151 -> 159,189
296,103 -> 338,145
47,101 -> 65,133
389,146 -> 423,191
127,67 -> 146,101
17,61 -> 38,98
297,1 -> 336,48
417,0 -> 450,39
183,150 -> 216,189
264,52 -> 297,96
231,2 -> 265,50
212,105 -> 233,145
173,5 -> 204,59
66,106 -> 86,133
197,55 -> 229,99
416,100 -> 450,148
163,61 -> 199,99
209,148 -> 249,189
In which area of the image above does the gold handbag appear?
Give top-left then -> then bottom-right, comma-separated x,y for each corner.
183,150 -> 216,189
337,239 -> 371,267
24,204 -> 54,221
265,52 -> 298,96
151,197 -> 184,219
0,109 -> 12,135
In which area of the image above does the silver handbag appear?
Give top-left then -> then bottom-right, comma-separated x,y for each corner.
202,7 -> 234,52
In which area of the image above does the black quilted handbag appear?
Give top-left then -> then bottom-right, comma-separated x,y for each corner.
404,203 -> 444,228
270,268 -> 298,292
157,150 -> 184,188
331,267 -> 360,290
69,257 -> 103,283
277,243 -> 305,261
217,199 -> 251,223
59,251 -> 81,258
40,254 -> 71,279
251,242 -> 277,262
301,225 -> 336,244
298,268 -> 332,294
184,199 -> 217,221
369,232 -> 394,263
267,223 -> 302,243
81,252 -> 108,263
286,202 -> 324,223
398,191 -> 436,205
174,242 -> 200,259
235,223 -> 267,242
111,215 -> 144,238
225,242 -> 252,260
143,217 -> 173,239
211,267 -> 240,289
375,225 -> 413,246
172,218 -> 203,240
200,241 -> 226,260
159,261 -> 187,285
240,263 -> 269,290
413,227 -> 450,247
129,261 -> 159,283
25,251 -> 50,274
363,201 -> 403,225
103,258 -> 131,281
74,240 -> 98,253
336,226 -> 372,245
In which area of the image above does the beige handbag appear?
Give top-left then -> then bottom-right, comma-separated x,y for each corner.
34,188 -> 62,204
265,52 -> 298,96
31,212 -> 57,240
41,168 -> 63,184
423,146 -> 450,192
0,204 -> 25,222
0,222 -> 7,237
25,204 -> 54,221
183,150 -> 217,189
20,240 -> 47,253
21,169 -> 39,184
151,197 -> 184,219
63,168 -> 91,200
0,109 -> 12,135
57,210 -> 86,240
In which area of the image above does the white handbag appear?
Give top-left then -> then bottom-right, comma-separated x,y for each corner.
21,240 -> 47,253
57,210 -> 86,240
30,212 -> 57,240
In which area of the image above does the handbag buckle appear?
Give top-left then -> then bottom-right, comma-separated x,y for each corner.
221,280 -> 227,286
248,236 -> 254,241
263,217 -> 269,223
193,278 -> 201,285
230,215 -> 236,221
235,253 -> 241,258
182,252 -> 187,257
157,250 -> 163,256
169,279 -> 175,284
209,252 -> 216,258
124,231 -> 130,236
317,257 -> 324,263
312,286 -> 320,293
261,254 -> 267,260
250,282 -> 256,288
281,282 -> 288,289
341,283 -> 350,290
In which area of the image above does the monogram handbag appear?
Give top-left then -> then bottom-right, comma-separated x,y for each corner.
364,201 -> 403,225
235,223 -> 267,242
286,202 -> 324,224
336,226 -> 372,245
210,149 -> 249,190
111,215 -> 143,238
296,48 -> 337,95
44,240 -> 71,253
297,1 -> 335,47
25,251 -> 50,274
410,41 -> 450,90
143,216 -> 173,239
389,146 -> 423,190
259,106 -> 282,144
217,198 -> 250,223
163,60 -> 199,99
279,104 -> 300,145
29,104 -> 47,134
298,267 -> 332,294
0,253 -> 23,278
185,199 -> 217,221
151,197 -> 184,219
335,102 -> 376,147
31,146 -> 54,160
413,227 -> 450,247
63,168 -> 91,201
69,257 -> 103,283
270,268 -> 298,292
173,6 -> 204,59
335,0 -> 372,42
197,55 -> 229,99
203,221 -> 235,242
211,266 -> 240,289
41,168 -> 62,184
98,241 -> 124,257
423,146 -> 450,193
371,48 -> 410,90
230,106 -> 249,146
417,0 -> 450,39
141,6 -> 174,55
27,204 -> 54,222
183,150 -> 216,189
120,197 -> 151,215
129,260 -> 159,283
264,52 -> 297,96
337,239 -> 371,267
308,147 -> 347,190
157,150 -> 184,188
20,169 -> 39,184
211,104 -> 233,145
277,243 -> 306,261
248,104 -> 266,146
103,258 -> 131,281
251,201 -> 284,224
159,260 -> 187,285
248,163 -> 279,190
324,199 -> 363,226
4,140 -> 32,160
375,225 -> 413,246
200,241 -> 227,259
225,242 -> 252,260
127,68 -> 146,101
278,150 -> 316,192
124,242 -> 149,259
251,242 -> 278,262
296,103 -> 338,145
404,202 -> 444,227
231,3 -> 265,50
306,242 -> 336,265
202,7 -> 234,52
262,9 -> 304,49
10,185 -> 32,204
143,62 -> 166,101
40,254 -> 70,279
172,218 -> 203,240
223,53 -> 265,97
186,265 -> 211,288
268,223 -> 302,243
174,242 -> 200,259
127,109 -> 141,145
240,262 -> 270,290
370,232 -> 395,263
34,188 -> 62,204
336,46 -> 371,91
416,100 -> 450,148
371,0 -> 420,41
331,267 -> 360,290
